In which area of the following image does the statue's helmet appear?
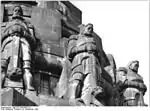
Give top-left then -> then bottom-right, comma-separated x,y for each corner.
117,67 -> 128,74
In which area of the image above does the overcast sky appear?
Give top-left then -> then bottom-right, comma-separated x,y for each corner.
71,1 -> 149,105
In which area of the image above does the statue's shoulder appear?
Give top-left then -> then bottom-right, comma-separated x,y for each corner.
126,70 -> 143,80
1,22 -> 9,32
24,20 -> 34,29
1,22 -> 9,27
136,73 -> 143,80
69,34 -> 79,41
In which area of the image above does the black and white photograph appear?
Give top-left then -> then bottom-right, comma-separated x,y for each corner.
0,0 -> 149,108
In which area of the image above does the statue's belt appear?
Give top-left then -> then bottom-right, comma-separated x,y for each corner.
74,51 -> 98,59
71,51 -> 99,70
124,97 -> 136,101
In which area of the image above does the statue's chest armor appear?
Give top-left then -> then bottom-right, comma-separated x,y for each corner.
76,36 -> 96,47
5,19 -> 28,33
126,72 -> 143,82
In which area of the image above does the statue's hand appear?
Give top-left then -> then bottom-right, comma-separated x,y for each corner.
7,67 -> 22,81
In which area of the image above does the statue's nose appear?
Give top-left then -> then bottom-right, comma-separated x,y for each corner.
16,10 -> 20,13
89,29 -> 93,33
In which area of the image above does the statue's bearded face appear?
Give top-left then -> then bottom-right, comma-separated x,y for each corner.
130,61 -> 139,72
13,6 -> 23,17
83,24 -> 93,35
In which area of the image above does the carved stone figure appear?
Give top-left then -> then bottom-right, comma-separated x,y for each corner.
1,5 -> 36,91
116,67 -> 128,85
67,23 -> 109,106
116,61 -> 147,106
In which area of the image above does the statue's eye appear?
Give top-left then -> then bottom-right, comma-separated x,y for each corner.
88,27 -> 91,30
14,9 -> 18,12
88,27 -> 93,31
135,64 -> 139,67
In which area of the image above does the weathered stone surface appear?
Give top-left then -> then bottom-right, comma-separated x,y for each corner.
92,32 -> 110,67
1,88 -> 14,106
38,1 -> 82,27
1,4 -> 4,22
33,71 -> 60,96
62,25 -> 79,38
1,88 -> 37,106
39,95 -> 69,106
31,7 -> 61,42
35,38 -> 67,57
61,1 -> 82,24
1,1 -> 37,6
1,88 -> 71,106
60,1 -> 82,27
105,54 -> 117,84
34,53 -> 63,75
37,1 -> 81,38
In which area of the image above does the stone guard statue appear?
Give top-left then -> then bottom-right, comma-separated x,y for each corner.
67,23 -> 108,106
1,5 -> 36,92
116,61 -> 147,106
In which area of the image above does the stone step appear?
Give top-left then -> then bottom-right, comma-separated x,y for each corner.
1,88 -> 37,106
1,88 -> 70,106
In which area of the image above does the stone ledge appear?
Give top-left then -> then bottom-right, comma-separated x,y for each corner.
1,88 -> 37,106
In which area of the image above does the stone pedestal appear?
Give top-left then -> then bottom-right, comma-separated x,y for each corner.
1,88 -> 37,106
1,88 -> 70,106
